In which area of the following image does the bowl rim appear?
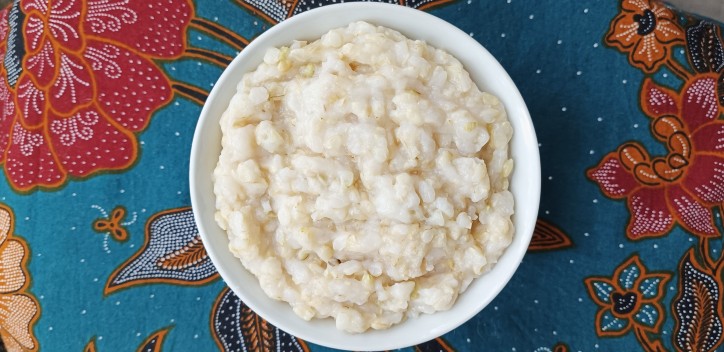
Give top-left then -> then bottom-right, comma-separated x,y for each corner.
190,2 -> 541,350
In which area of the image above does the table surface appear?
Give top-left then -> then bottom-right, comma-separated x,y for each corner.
2,0 -> 724,351
668,0 -> 724,21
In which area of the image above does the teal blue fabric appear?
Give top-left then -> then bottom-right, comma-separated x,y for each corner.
1,0 -> 723,351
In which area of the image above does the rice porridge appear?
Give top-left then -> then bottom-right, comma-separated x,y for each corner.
213,21 -> 514,333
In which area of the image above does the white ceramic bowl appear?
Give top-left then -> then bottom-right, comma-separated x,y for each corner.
190,3 -> 540,350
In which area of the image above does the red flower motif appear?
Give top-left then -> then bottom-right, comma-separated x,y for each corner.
0,0 -> 193,191
588,75 -> 724,239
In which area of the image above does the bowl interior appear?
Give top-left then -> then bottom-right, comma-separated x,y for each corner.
190,3 -> 540,350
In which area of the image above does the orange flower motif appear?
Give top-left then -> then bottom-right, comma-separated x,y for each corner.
0,204 -> 39,351
0,0 -> 193,191
588,75 -> 724,239
92,206 -> 128,241
605,0 -> 684,73
584,255 -> 671,337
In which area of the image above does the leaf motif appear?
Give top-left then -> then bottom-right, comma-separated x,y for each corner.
686,21 -> 724,73
104,207 -> 218,295
84,339 -> 97,352
673,250 -> 723,352
83,327 -> 170,352
210,287 -> 309,352
415,337 -> 454,352
240,304 -> 275,352
528,219 -> 573,252
135,327 -> 171,352
156,235 -> 208,270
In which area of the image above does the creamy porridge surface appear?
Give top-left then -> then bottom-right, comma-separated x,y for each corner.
213,21 -> 514,333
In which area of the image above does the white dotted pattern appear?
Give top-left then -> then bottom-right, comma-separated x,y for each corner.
52,53 -> 91,109
25,40 -> 56,85
669,188 -> 715,235
6,122 -> 63,188
589,157 -> 634,196
16,77 -> 45,126
85,0 -> 190,57
86,0 -> 139,34
646,83 -> 677,115
92,42 -> 170,131
683,77 -> 718,124
629,192 -> 672,236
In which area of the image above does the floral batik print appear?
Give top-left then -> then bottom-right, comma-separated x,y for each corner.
588,76 -> 723,239
92,205 -> 129,242
104,207 -> 218,295
235,0 -> 453,24
0,0 -> 193,191
672,250 -> 723,352
589,1 -> 724,351
605,0 -> 685,73
0,203 -> 39,351
585,256 -> 670,339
